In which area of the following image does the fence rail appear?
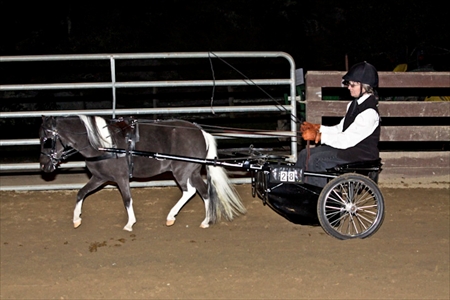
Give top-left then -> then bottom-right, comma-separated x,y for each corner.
1,51 -> 298,191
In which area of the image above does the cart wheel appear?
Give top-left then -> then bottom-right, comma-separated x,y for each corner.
317,173 -> 384,240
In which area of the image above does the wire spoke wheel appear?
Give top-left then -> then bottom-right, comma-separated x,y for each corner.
317,173 -> 384,240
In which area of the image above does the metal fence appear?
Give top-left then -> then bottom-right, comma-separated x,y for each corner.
0,51 -> 298,190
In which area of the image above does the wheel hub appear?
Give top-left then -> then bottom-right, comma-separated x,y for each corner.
345,202 -> 357,214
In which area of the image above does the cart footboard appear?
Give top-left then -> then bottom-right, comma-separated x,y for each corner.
264,183 -> 322,225
252,166 -> 322,226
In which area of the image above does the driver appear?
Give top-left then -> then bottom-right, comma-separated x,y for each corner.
297,61 -> 381,187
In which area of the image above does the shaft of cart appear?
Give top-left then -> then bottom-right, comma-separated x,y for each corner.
98,147 -> 265,170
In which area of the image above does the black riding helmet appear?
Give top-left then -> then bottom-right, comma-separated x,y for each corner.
342,61 -> 379,88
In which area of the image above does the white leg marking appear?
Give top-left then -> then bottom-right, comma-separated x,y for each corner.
166,179 -> 196,226
123,198 -> 136,231
73,201 -> 83,228
200,198 -> 211,228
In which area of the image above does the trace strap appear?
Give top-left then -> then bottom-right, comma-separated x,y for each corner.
98,147 -> 265,171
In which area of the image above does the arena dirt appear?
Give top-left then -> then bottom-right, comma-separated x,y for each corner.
1,185 -> 449,299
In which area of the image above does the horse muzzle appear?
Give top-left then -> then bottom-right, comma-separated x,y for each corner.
40,163 -> 57,173
40,153 -> 59,173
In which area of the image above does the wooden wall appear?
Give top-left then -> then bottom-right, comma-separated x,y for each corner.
304,71 -> 450,180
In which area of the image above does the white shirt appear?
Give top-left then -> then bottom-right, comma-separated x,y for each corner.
320,94 -> 380,149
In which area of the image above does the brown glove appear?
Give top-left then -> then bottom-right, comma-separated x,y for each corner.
301,129 -> 318,141
300,121 -> 320,133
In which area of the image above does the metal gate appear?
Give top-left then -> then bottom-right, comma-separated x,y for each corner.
0,51 -> 299,191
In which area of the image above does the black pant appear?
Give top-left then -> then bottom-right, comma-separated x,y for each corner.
297,145 -> 350,188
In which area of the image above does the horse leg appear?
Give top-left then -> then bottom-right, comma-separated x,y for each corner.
116,180 -> 136,232
123,198 -> 136,232
166,178 -> 196,227
189,173 -> 211,228
73,176 -> 105,228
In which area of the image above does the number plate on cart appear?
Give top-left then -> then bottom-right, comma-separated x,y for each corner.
269,166 -> 303,183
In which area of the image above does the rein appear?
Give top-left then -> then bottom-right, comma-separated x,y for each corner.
42,116 -> 302,175
117,119 -> 294,138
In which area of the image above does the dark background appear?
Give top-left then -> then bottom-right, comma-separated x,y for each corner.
1,0 -> 450,71
0,1 -> 449,160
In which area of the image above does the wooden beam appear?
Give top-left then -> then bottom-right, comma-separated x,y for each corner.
380,151 -> 449,177
305,101 -> 450,124
380,126 -> 449,141
305,71 -> 450,88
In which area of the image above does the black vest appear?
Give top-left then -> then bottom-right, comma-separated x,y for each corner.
338,95 -> 380,161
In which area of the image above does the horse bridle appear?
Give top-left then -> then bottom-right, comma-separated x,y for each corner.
40,125 -> 79,167
40,118 -> 124,168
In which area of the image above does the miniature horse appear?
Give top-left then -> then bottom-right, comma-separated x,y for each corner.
39,115 -> 246,231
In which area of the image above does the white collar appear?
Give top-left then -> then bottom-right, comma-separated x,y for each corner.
357,93 -> 371,104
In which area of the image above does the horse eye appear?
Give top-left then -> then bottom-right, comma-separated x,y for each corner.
43,139 -> 53,149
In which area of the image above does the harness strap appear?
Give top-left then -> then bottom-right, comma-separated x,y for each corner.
108,117 -> 140,178
86,152 -> 124,161
126,119 -> 139,178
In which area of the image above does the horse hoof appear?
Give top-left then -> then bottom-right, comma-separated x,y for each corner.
123,225 -> 133,232
73,220 -> 82,228
200,223 -> 210,229
166,219 -> 175,227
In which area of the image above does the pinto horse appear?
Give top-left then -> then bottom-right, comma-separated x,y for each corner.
39,115 -> 246,231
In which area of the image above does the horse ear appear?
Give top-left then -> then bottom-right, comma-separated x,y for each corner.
41,116 -> 56,127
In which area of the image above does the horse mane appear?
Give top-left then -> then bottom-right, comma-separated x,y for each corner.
78,115 -> 114,149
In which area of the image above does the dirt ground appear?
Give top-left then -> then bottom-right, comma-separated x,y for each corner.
1,184 -> 449,299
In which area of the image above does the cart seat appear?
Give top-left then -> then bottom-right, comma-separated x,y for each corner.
327,158 -> 382,183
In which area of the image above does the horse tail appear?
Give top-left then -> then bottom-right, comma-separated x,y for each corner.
202,130 -> 246,223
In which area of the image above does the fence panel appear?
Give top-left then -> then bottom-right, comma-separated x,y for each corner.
1,52 -> 298,191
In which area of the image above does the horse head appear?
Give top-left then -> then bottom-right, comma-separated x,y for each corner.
39,116 -> 63,172
39,116 -> 81,173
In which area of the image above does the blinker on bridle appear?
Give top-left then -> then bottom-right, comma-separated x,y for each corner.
41,126 -> 78,167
